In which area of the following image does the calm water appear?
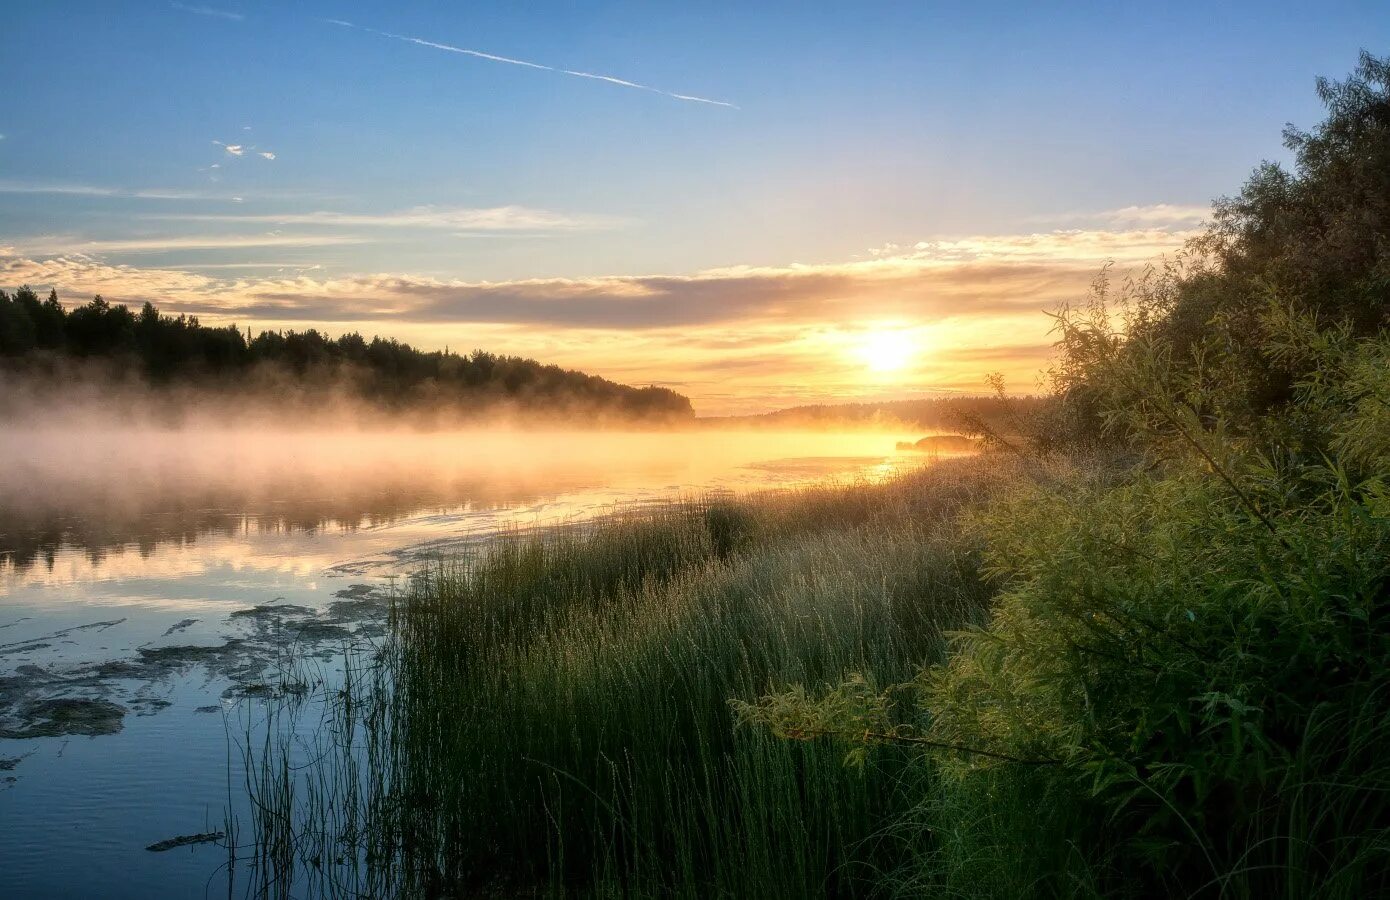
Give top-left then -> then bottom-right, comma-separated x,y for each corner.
0,426 -> 929,899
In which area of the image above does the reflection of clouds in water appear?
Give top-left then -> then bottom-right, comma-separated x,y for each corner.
1,539 -> 349,594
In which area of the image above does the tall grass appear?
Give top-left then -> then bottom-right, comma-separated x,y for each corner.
237,458 -> 1009,897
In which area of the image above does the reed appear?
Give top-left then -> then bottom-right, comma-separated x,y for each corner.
236,458 -> 1007,897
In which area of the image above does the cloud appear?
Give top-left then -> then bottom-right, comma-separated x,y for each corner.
1,226 -> 1190,327
868,227 -> 1197,265
1028,203 -> 1210,229
2,255 -> 222,298
0,180 -> 255,201
326,18 -> 737,109
10,234 -> 368,255
0,182 -> 124,197
939,343 -> 1056,363
171,3 -> 243,21
213,139 -> 275,160
150,205 -> 628,233
1097,204 -> 1208,226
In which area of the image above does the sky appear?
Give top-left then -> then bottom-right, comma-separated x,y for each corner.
2,1 -> 1385,414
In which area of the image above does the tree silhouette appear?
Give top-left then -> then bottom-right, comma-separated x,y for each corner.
0,291 -> 693,421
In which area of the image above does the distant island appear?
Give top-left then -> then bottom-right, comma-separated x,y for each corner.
0,288 -> 693,424
711,395 -> 1047,436
894,434 -> 981,453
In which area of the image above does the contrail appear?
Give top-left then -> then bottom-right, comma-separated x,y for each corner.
325,18 -> 737,109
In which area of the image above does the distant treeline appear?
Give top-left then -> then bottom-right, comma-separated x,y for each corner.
715,395 -> 1048,433
0,289 -> 693,422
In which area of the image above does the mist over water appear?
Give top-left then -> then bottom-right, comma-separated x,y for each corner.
0,418 -> 941,899
0,424 -> 922,580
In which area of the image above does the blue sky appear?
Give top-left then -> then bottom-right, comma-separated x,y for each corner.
2,2 -> 1385,411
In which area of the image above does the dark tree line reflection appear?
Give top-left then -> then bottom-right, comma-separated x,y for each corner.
0,470 -> 605,576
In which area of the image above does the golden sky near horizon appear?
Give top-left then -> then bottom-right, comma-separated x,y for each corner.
1,217 -> 1197,414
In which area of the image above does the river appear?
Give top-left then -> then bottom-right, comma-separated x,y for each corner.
0,425 -> 935,898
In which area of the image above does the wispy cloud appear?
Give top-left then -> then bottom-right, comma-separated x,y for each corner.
172,262 -> 325,270
212,140 -> 275,160
865,227 -> 1196,265
325,18 -> 737,109
10,233 -> 368,255
0,180 -> 250,201
1028,203 -> 1209,229
170,2 -> 243,22
0,181 -> 124,197
150,204 -> 628,232
1096,204 -> 1208,226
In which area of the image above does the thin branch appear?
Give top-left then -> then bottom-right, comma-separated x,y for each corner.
777,725 -> 1061,766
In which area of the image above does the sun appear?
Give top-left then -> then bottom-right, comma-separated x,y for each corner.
855,328 -> 917,374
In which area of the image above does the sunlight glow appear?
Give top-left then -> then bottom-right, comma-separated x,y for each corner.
854,328 -> 918,374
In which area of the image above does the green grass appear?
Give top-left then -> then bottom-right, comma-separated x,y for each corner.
236,458 -> 1010,898
389,462 -> 1004,897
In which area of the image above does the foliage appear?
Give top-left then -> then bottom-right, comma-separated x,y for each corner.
924,388 -> 1390,895
739,53 -> 1390,898
1051,52 -> 1390,449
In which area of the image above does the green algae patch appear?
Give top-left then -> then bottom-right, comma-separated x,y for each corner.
0,698 -> 126,738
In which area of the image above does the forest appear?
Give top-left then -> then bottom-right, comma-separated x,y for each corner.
0,289 -> 694,422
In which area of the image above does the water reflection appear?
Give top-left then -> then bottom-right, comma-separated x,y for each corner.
0,427 -> 921,587
0,468 -> 601,578
0,425 -> 944,900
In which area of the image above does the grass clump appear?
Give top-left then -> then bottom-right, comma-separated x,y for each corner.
389,467 -> 1001,897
